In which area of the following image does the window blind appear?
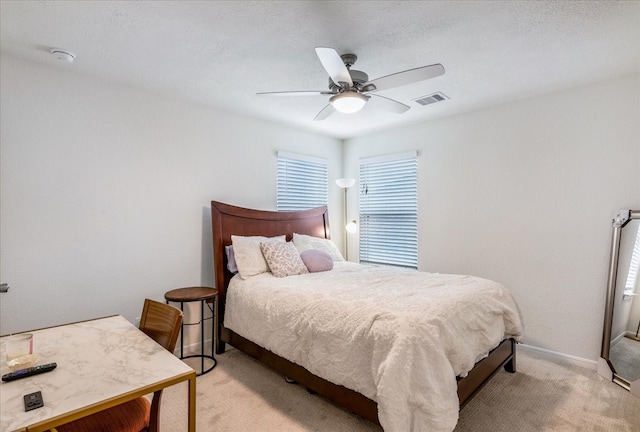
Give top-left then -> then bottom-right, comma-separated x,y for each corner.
359,152 -> 418,268
625,227 -> 640,291
277,151 -> 328,211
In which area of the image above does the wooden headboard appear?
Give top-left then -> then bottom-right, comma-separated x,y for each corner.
210,201 -> 330,352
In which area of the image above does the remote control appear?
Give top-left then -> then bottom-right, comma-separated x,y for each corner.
2,363 -> 57,382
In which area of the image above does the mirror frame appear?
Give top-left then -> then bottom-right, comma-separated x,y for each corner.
598,209 -> 640,397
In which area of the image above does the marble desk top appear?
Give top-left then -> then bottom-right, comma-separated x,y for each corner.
0,315 -> 195,432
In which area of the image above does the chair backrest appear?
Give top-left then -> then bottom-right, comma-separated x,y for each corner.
139,299 -> 183,354
139,299 -> 183,432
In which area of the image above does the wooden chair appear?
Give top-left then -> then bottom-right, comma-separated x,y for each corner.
53,299 -> 184,432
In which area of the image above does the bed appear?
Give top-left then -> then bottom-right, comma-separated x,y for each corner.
211,200 -> 522,431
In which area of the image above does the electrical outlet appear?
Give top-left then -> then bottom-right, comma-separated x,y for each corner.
135,316 -> 141,326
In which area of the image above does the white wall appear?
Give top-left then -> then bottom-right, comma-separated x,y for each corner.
344,74 -> 640,362
0,54 -> 343,335
2,52 -> 639,364
628,289 -> 640,337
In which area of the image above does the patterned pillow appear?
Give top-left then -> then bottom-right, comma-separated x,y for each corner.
260,241 -> 309,278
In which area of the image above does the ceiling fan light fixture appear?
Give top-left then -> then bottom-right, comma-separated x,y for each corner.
330,91 -> 369,114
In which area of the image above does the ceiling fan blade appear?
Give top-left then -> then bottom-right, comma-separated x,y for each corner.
364,64 -> 445,92
313,104 -> 336,121
315,47 -> 353,88
257,91 -> 334,96
367,94 -> 410,114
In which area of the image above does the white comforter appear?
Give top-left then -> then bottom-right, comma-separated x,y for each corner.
224,262 -> 523,432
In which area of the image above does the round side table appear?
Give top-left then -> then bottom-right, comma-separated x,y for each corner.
164,286 -> 217,375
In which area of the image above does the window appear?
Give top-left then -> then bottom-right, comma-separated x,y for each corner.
276,151 -> 328,211
359,151 -> 418,268
625,225 -> 640,293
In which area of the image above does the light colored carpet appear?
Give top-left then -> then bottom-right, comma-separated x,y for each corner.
159,346 -> 640,431
610,336 -> 640,383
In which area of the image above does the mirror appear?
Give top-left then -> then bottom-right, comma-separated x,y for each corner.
599,209 -> 640,397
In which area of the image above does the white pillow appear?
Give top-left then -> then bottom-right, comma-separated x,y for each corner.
292,233 -> 344,262
231,235 -> 286,279
260,241 -> 309,278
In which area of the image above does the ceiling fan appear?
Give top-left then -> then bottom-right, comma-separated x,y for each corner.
257,47 -> 445,121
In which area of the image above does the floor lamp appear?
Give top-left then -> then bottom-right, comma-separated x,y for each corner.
336,178 -> 356,261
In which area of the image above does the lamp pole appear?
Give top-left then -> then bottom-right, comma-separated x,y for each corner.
335,178 -> 356,261
343,187 -> 349,260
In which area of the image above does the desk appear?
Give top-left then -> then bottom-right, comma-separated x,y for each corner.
0,315 -> 196,432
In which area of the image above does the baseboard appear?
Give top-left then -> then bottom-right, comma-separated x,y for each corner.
611,332 -> 627,347
176,339 -> 599,372
173,338 -> 214,357
519,343 -> 598,370
597,357 -> 613,380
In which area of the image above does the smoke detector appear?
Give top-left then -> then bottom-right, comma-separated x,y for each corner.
50,48 -> 75,63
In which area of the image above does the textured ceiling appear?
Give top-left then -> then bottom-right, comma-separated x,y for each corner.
1,1 -> 639,139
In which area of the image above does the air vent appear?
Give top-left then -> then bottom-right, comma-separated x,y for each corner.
413,92 -> 448,106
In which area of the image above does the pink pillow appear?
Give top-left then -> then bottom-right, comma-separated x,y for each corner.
300,249 -> 333,273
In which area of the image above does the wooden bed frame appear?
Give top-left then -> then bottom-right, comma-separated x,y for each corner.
211,200 -> 516,426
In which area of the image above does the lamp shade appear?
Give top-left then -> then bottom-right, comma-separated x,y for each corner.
335,178 -> 356,189
329,91 -> 369,114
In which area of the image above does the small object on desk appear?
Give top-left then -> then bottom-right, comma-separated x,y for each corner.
24,391 -> 44,412
7,353 -> 39,371
2,362 -> 57,382
6,333 -> 34,368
